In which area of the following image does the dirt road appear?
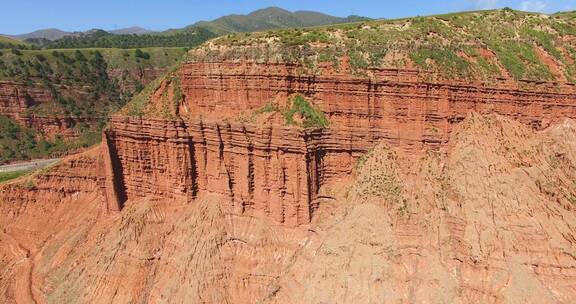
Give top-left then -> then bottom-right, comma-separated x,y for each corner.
0,159 -> 60,173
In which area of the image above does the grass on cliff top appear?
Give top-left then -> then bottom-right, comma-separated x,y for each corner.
189,9 -> 576,82
0,47 -> 186,73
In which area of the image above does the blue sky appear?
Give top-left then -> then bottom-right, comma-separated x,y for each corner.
1,0 -> 575,35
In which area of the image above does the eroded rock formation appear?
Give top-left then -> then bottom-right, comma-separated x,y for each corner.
0,81 -> 52,120
1,60 -> 576,303
103,62 -> 576,225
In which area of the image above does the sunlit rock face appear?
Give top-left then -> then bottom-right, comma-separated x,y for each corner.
2,59 -> 576,303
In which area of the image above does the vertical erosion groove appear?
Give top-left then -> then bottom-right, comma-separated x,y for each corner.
103,130 -> 127,211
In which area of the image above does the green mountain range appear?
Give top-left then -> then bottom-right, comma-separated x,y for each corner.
187,7 -> 369,35
2,7 -> 369,49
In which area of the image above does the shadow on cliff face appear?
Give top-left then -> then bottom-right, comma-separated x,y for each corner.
1,113 -> 576,303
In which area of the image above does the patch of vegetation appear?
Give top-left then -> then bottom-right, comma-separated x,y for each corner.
256,102 -> 279,114
36,28 -> 217,49
489,40 -> 553,80
283,95 -> 329,128
521,27 -> 562,60
0,115 -> 73,164
125,77 -> 162,117
410,47 -> 471,78
172,76 -> 183,107
0,170 -> 32,183
123,69 -> 177,118
192,9 -> 576,82
0,48 -> 186,80
134,49 -> 150,59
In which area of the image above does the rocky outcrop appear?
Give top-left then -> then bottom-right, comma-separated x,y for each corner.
103,62 -> 576,226
0,80 -> 93,138
21,115 -> 95,138
3,60 -> 576,303
0,148 -> 101,214
104,117 -> 353,226
178,62 -> 576,135
0,81 -> 52,120
2,113 -> 576,303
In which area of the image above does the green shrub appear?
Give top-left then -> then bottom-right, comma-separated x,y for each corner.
74,50 -> 87,61
11,48 -> 22,56
134,49 -> 151,59
283,95 -> 329,128
410,47 -> 471,77
257,102 -> 279,114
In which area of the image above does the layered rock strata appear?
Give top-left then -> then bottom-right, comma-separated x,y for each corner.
2,113 -> 576,303
104,117 -> 359,226
0,81 -> 52,120
0,80 -> 94,138
103,62 -> 576,226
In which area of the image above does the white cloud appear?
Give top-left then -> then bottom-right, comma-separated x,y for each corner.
473,0 -> 500,9
520,0 -> 548,12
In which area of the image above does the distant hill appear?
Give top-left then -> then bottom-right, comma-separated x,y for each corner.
11,28 -> 74,41
8,27 -> 154,42
5,7 -> 369,49
0,35 -> 26,45
110,27 -> 155,35
188,7 -> 370,35
0,35 -> 29,48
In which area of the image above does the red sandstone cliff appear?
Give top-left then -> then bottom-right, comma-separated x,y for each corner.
0,80 -> 97,139
3,8 -> 576,302
2,113 -> 576,303
0,81 -> 52,120
1,60 -> 576,302
102,62 -> 576,225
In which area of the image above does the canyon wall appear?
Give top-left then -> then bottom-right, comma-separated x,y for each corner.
0,67 -> 170,139
104,117 -> 352,226
2,60 -> 576,303
179,62 -> 576,152
103,61 -> 576,226
0,80 -> 95,138
0,147 -> 103,221
0,81 -> 52,120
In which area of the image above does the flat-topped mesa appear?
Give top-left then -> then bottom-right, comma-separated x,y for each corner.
103,60 -> 576,226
